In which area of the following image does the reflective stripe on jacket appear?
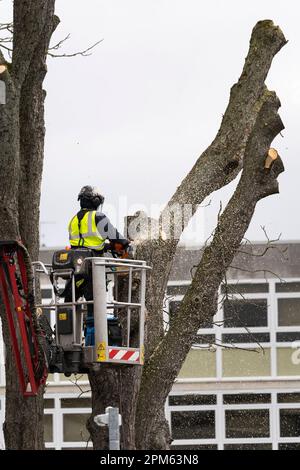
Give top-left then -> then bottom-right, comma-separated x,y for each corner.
68,210 -> 106,251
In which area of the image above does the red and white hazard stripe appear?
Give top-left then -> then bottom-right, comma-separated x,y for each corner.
109,348 -> 140,362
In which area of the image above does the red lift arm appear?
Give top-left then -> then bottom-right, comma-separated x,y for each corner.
0,241 -> 47,396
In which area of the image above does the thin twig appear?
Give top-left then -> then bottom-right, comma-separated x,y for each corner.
48,39 -> 103,58
0,23 -> 13,34
192,340 -> 262,353
229,265 -> 285,283
49,33 -> 71,51
0,43 -> 12,53
68,375 -> 91,398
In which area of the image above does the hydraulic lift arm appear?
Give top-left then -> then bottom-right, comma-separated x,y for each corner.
0,241 -> 47,396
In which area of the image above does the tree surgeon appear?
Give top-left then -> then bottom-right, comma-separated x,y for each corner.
67,185 -> 130,339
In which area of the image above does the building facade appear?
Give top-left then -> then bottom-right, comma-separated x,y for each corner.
1,242 -> 300,449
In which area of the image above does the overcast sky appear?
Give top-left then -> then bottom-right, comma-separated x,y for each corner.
2,0 -> 300,247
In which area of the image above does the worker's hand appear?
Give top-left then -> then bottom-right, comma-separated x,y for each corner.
113,242 -> 126,254
109,241 -> 131,258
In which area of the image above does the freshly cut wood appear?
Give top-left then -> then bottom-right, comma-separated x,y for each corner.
265,147 -> 279,169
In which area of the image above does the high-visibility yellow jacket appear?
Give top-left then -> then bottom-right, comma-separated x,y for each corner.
68,210 -> 106,251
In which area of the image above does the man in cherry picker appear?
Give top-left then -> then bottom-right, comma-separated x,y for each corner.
67,185 -> 130,345
68,185 -> 130,255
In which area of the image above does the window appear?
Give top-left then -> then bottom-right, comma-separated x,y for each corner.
37,388 -> 300,450
44,414 -> 53,443
278,298 -> 300,326
279,443 -> 300,450
171,444 -> 218,450
277,348 -> 300,376
63,414 -> 90,442
221,283 -> 269,294
169,395 -> 216,406
224,444 -> 272,450
167,285 -> 189,296
280,409 -> 300,437
41,394 -> 93,449
222,348 -> 271,377
194,334 -> 215,345
222,333 -> 270,344
179,349 -> 216,378
223,299 -> 268,328
225,409 -> 270,438
171,410 -> 215,439
223,393 -> 271,404
278,393 -> 300,403
277,332 -> 300,342
44,399 -> 55,409
61,398 -> 92,408
177,280 -> 276,380
276,282 -> 300,293
167,390 -> 300,450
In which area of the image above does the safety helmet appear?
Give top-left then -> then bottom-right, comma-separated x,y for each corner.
77,186 -> 105,209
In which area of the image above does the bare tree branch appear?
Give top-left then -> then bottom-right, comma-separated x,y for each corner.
229,265 -> 286,283
136,20 -> 287,358
192,341 -> 263,354
69,375 -> 91,398
0,37 -> 12,43
48,33 -> 71,50
0,43 -> 12,54
136,79 -> 285,448
48,38 -> 103,58
0,23 -> 13,34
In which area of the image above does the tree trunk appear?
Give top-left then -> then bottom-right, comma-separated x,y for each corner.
0,0 -> 58,449
86,20 -> 287,450
87,268 -> 144,449
87,366 -> 142,450
136,91 -> 284,449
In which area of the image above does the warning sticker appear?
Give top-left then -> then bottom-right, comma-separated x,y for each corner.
96,342 -> 106,362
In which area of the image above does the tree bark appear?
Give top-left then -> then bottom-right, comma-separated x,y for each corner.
87,366 -> 142,450
136,90 -> 284,449
0,0 -> 58,449
144,20 -> 287,358
18,12 -> 60,258
87,270 -> 143,449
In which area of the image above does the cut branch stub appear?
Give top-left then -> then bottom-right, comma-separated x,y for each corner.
240,90 -> 284,198
265,148 -> 279,169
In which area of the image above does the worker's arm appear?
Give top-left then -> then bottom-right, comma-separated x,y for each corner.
95,213 -> 129,246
